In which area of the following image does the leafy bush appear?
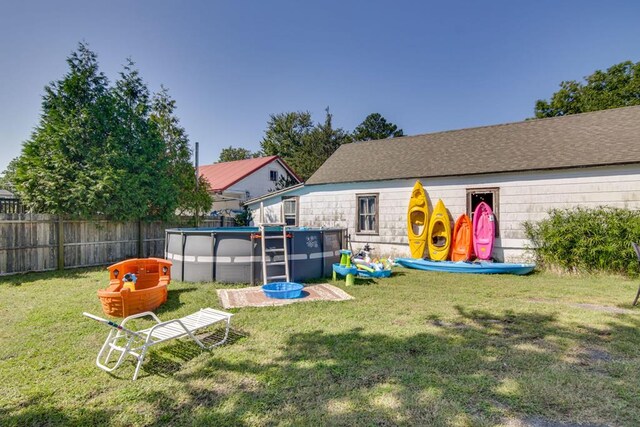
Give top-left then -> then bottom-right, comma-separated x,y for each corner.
524,207 -> 640,275
234,207 -> 253,226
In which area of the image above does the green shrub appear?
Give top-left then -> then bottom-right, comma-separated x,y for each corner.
524,207 -> 640,275
234,207 -> 253,226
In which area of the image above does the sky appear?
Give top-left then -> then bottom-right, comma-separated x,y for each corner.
1,0 -> 640,172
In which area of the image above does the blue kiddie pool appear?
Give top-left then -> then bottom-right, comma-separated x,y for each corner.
262,282 -> 304,299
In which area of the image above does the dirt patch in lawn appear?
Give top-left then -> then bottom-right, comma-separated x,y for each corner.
503,416 -> 608,427
528,298 -> 635,314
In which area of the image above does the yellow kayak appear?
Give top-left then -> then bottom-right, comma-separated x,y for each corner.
427,199 -> 451,261
407,181 -> 429,258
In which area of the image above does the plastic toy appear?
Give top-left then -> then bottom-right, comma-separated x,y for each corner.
351,244 -> 393,278
97,258 -> 172,318
333,250 -> 357,286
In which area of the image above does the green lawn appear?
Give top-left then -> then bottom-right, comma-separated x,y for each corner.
1,267 -> 639,426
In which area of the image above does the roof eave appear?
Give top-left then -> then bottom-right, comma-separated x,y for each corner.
244,183 -> 305,206
307,161 -> 640,186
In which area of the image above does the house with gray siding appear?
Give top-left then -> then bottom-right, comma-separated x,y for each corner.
246,106 -> 640,262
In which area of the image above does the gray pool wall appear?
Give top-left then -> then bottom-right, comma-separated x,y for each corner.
165,227 -> 346,284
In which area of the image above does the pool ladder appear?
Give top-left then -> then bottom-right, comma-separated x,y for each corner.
258,223 -> 290,284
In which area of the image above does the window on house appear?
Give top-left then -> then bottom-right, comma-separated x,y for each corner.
269,170 -> 278,182
466,188 -> 499,237
282,197 -> 298,226
356,194 -> 378,234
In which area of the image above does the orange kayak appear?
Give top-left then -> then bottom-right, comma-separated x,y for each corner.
451,214 -> 473,261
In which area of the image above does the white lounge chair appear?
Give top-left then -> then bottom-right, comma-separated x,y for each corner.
83,308 -> 233,380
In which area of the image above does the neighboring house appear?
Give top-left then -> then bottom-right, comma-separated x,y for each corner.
198,155 -> 301,216
0,189 -> 25,214
246,106 -> 640,261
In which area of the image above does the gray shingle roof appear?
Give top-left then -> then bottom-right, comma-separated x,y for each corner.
306,106 -> 640,185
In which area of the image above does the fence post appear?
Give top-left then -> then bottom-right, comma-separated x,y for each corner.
57,215 -> 64,270
138,218 -> 143,258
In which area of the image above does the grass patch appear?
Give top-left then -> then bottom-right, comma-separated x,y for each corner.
1,268 -> 639,426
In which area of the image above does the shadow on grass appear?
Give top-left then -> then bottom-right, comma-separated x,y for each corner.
5,308 -> 639,426
331,275 -> 397,286
155,287 -> 198,313
0,266 -> 105,286
135,328 -> 248,381
353,277 -> 377,286
0,393 -> 115,426
121,309 -> 640,425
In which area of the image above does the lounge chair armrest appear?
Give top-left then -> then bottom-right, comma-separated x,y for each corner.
121,311 -> 162,327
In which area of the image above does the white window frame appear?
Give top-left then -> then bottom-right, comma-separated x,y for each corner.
282,197 -> 298,226
355,193 -> 379,234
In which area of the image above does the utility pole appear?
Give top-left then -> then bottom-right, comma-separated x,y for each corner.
195,141 -> 200,227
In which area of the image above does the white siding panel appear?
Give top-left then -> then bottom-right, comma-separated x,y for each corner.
227,161 -> 299,204
247,164 -> 640,262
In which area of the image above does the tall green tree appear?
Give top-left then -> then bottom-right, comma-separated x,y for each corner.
13,43 -> 206,221
352,113 -> 404,141
274,174 -> 299,191
108,59 -> 176,220
259,109 -> 350,181
0,158 -> 19,191
14,42 -> 113,216
260,111 -> 314,161
150,86 -> 212,216
218,146 -> 254,162
535,60 -> 640,118
294,108 -> 351,180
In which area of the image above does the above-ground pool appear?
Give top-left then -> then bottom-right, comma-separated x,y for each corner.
165,227 -> 346,284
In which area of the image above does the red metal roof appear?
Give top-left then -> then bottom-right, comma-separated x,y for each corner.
198,155 -> 301,192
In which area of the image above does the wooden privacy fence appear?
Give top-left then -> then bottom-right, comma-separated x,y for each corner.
0,214 -> 235,275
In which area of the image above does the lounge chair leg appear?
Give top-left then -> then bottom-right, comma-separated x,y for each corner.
633,286 -> 640,306
104,332 -> 123,365
203,318 -> 231,349
133,348 -> 148,381
221,318 -> 231,344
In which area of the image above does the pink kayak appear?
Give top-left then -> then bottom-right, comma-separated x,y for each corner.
472,202 -> 495,260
